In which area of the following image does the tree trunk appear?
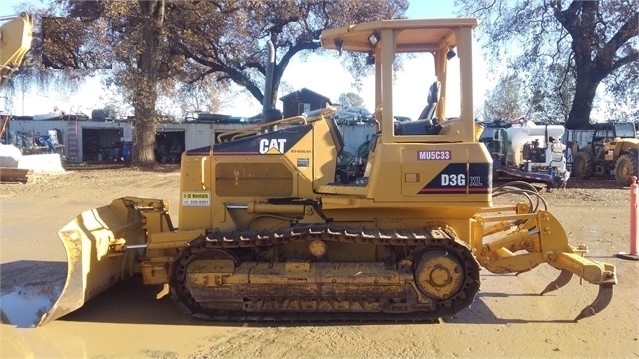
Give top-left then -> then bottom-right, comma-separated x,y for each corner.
565,75 -> 599,129
130,0 -> 164,168
131,66 -> 159,167
132,114 -> 157,167
554,1 -> 638,129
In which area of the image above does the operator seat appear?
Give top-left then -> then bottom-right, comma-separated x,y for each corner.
327,115 -> 344,155
416,80 -> 441,121
395,80 -> 442,135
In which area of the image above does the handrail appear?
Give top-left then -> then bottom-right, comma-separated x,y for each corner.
216,107 -> 337,143
216,115 -> 308,143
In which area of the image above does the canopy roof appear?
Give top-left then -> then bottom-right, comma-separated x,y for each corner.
320,18 -> 478,53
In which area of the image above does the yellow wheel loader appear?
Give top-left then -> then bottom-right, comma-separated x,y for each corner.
571,122 -> 639,186
40,18 -> 616,326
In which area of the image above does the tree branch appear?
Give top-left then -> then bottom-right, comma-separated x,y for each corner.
610,51 -> 639,73
595,10 -> 639,69
552,0 -> 582,35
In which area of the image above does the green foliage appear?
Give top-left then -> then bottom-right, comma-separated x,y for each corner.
338,92 -> 365,108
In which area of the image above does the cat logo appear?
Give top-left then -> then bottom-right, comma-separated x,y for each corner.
259,138 -> 287,154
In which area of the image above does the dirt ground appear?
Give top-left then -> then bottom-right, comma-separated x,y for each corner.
1,166 -> 637,359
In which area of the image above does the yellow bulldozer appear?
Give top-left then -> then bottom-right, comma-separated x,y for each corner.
40,18 -> 616,326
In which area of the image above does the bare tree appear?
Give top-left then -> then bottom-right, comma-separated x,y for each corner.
120,0 -> 166,167
483,73 -> 523,121
529,63 -> 576,123
457,0 -> 638,129
167,0 -> 408,109
11,0 -> 177,168
9,0 -> 408,168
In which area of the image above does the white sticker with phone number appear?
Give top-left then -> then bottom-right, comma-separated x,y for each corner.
182,191 -> 211,206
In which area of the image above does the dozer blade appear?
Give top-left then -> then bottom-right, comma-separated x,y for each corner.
574,284 -> 614,322
38,198 -> 150,326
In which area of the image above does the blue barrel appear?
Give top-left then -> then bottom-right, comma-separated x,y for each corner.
122,142 -> 132,161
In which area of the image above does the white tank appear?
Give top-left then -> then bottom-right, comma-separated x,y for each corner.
505,121 -> 565,166
0,144 -> 23,167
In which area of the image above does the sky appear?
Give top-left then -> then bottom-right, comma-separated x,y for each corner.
0,1 -> 491,118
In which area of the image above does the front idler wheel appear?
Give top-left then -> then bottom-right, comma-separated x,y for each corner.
412,242 -> 480,316
414,249 -> 464,300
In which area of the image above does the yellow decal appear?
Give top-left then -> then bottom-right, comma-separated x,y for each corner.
265,146 -> 282,155
259,138 -> 286,154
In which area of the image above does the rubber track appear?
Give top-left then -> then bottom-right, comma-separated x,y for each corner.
169,223 -> 480,323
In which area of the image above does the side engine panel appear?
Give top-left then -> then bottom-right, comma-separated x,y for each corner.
178,120 -> 339,232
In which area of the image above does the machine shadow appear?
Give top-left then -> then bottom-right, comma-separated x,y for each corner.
59,277 -> 574,326
442,292 -> 575,324
58,277 -> 439,327
2,262 -> 575,327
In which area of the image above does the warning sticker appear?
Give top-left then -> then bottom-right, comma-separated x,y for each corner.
182,191 -> 211,206
297,158 -> 309,168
